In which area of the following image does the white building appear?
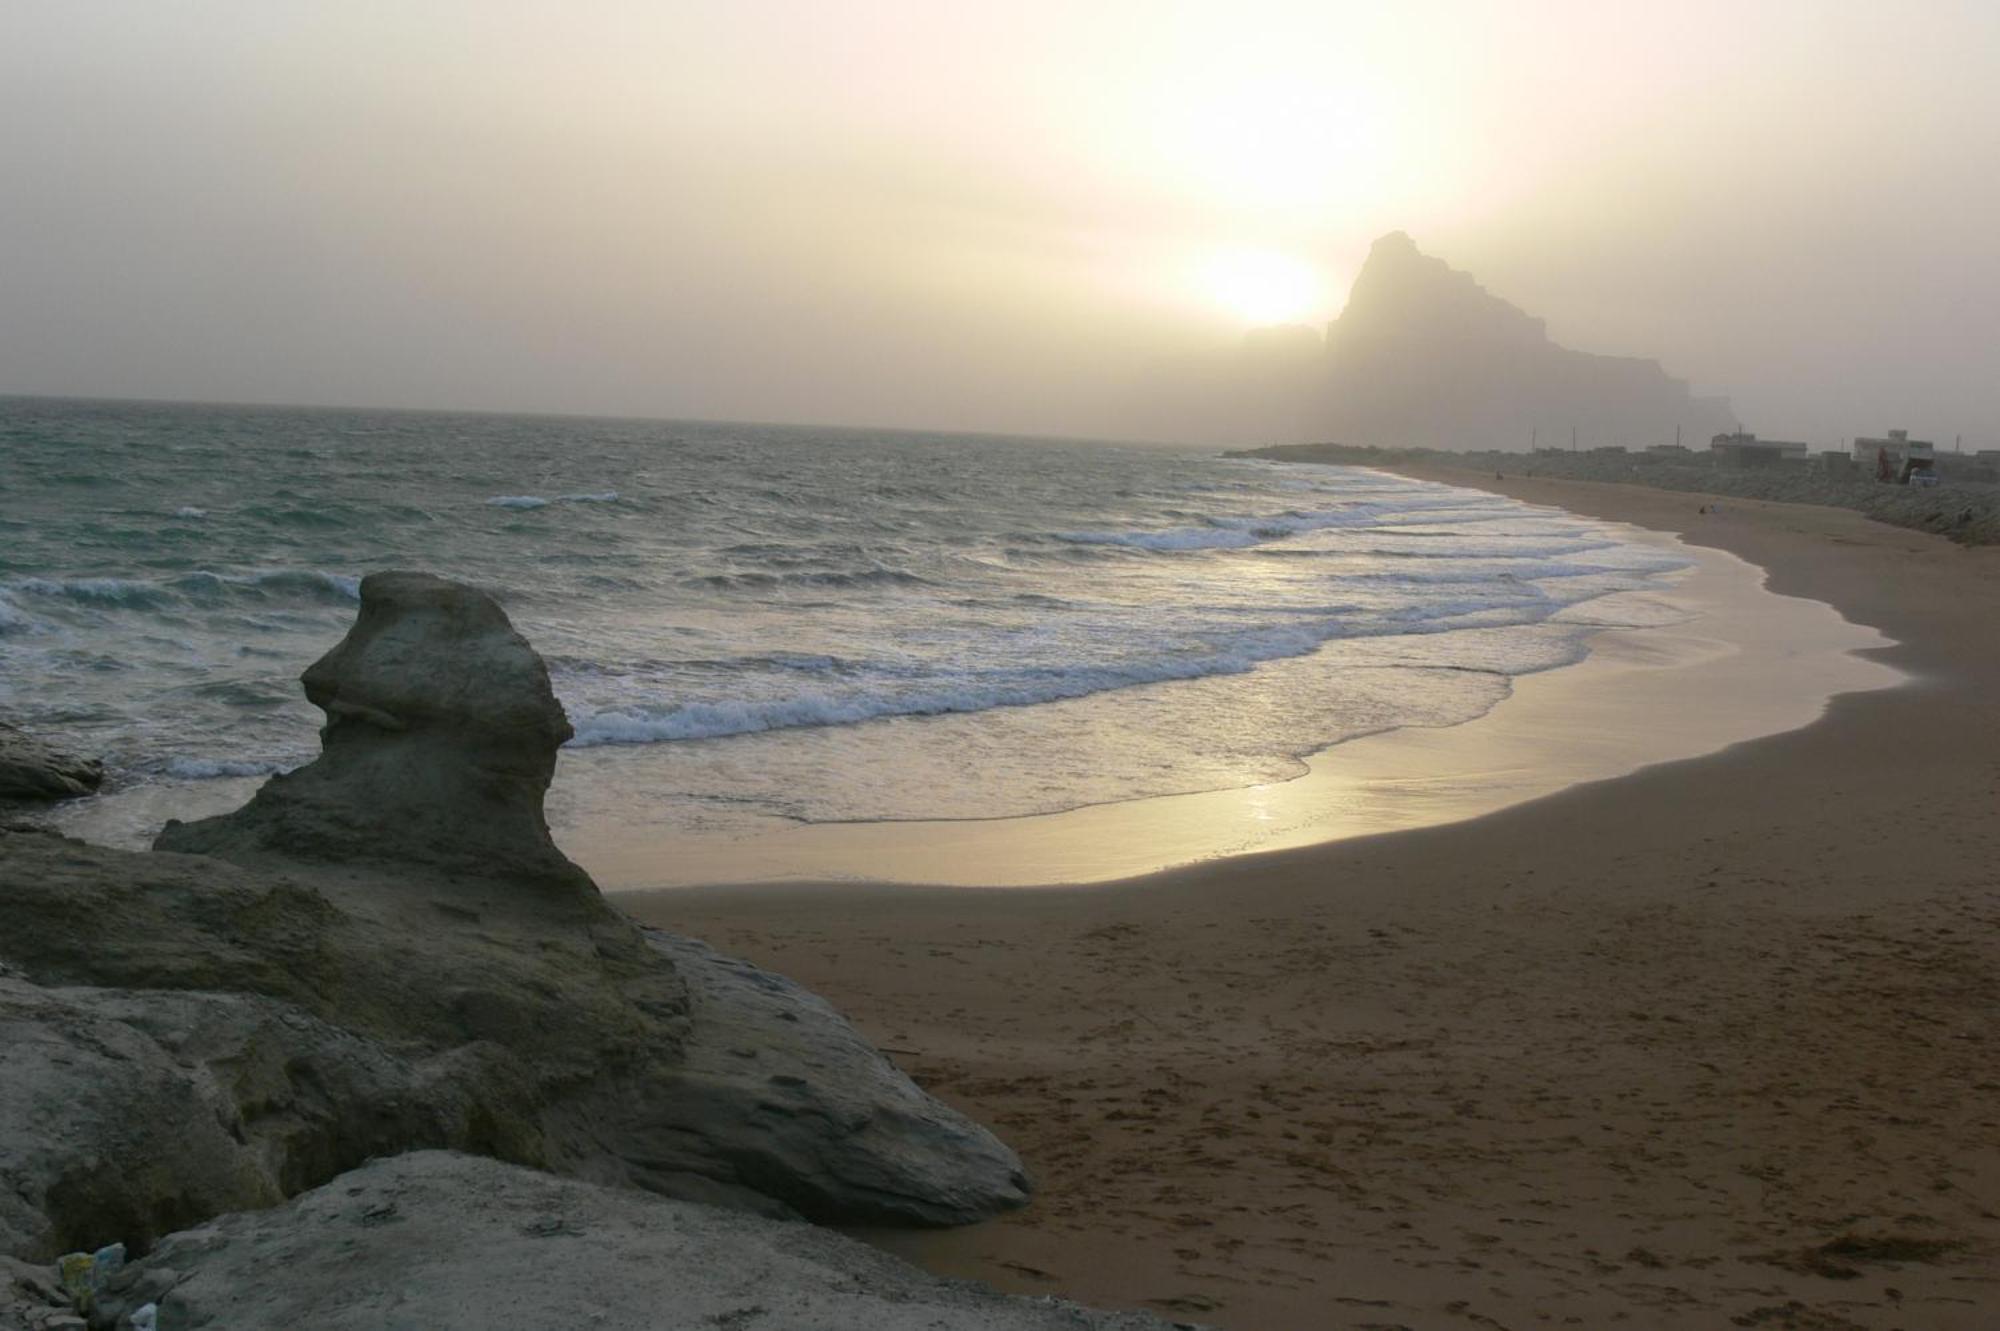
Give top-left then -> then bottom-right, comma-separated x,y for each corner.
1852,429 -> 1934,468
1710,431 -> 1808,466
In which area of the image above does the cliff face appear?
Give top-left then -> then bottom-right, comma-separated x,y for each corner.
1316,232 -> 1732,450
1131,233 -> 1732,450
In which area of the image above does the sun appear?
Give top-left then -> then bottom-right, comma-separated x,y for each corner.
1199,249 -> 1328,326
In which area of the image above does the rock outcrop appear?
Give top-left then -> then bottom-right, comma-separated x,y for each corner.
156,571 -> 588,891
0,723 -> 102,803
0,572 -> 1029,1290
80,1152 -> 1185,1331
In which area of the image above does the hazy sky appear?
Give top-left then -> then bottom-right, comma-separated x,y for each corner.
5,1 -> 1997,445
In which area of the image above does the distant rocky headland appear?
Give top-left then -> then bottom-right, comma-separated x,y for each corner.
1135,232 -> 1733,449
0,574 -> 1184,1330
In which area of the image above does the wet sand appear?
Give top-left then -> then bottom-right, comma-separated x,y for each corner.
581,529 -> 1894,889
624,475 -> 2000,1330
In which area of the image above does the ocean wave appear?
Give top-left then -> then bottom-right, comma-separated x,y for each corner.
1338,559 -> 1636,587
14,576 -> 172,609
487,491 -> 619,510
160,756 -> 293,779
8,568 -> 362,613
1253,537 -> 1623,561
561,598 -> 1578,749
174,506 -> 207,519
552,650 -> 858,680
1056,527 -> 1260,551
0,592 -> 30,633
173,569 -> 363,602
1053,494 -> 1526,555
685,568 -> 932,592
240,503 -> 350,529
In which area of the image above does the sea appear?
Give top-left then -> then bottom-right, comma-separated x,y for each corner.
0,397 -> 1694,855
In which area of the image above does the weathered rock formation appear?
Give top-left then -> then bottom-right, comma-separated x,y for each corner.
0,573 -> 1031,1306
0,724 -> 102,803
156,571 -> 588,891
77,1152 -> 1183,1331
1130,232 -> 1733,449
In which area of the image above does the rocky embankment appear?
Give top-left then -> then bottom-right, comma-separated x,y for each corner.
0,724 -> 102,804
1235,442 -> 2000,546
0,572 -> 1187,1331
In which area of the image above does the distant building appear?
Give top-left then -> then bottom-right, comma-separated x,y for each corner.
1710,431 -> 1808,466
1853,428 -> 1935,483
1645,443 -> 1691,455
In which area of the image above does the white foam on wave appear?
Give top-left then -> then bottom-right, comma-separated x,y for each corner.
175,506 -> 207,519
0,591 -> 29,633
565,630 -> 1343,746
560,602 -> 1559,749
1057,527 -> 1260,551
161,756 -> 293,780
178,568 -> 363,600
1056,491 -> 1526,555
1346,558 -> 1633,587
487,491 -> 618,510
9,568 -> 362,611
249,569 -> 362,600
14,576 -> 169,607
559,532 -> 1691,752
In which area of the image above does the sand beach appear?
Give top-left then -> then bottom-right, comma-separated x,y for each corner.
15,8 -> 2000,1326
626,474 -> 2000,1330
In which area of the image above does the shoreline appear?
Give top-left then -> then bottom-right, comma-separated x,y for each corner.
585,523 -> 1894,889
49,479 -> 1893,889
625,475 -> 2000,1329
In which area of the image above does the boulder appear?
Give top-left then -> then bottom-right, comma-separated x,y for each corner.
0,571 -> 1028,1266
592,933 -> 1028,1226
156,571 -> 589,892
0,725 -> 102,803
1,1251 -> 74,1330
0,827 -> 1025,1254
83,1152 -> 1186,1331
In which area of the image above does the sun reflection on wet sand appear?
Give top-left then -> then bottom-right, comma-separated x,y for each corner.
584,528 -> 1899,890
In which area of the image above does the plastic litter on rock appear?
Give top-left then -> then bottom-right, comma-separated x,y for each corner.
53,1242 -> 127,1314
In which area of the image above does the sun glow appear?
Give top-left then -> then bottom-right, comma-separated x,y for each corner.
1199,249 -> 1329,325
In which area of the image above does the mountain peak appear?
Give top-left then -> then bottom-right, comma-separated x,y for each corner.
1336,233 -> 1546,349
1129,233 -> 1732,449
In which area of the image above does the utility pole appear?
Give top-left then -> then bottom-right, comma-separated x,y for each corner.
1571,425 -> 1577,452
